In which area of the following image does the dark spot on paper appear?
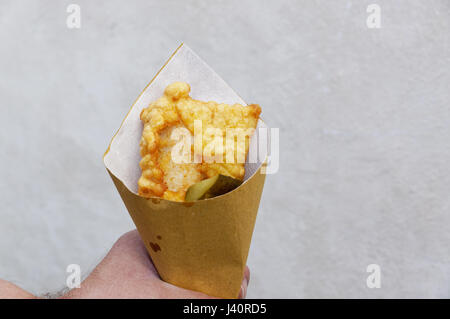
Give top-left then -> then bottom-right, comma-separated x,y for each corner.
151,198 -> 161,204
182,202 -> 195,208
149,242 -> 161,252
157,235 -> 162,240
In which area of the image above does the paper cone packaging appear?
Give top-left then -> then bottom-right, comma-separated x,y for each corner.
103,43 -> 267,298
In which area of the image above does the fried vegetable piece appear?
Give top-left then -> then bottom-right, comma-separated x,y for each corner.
185,174 -> 243,202
138,82 -> 261,201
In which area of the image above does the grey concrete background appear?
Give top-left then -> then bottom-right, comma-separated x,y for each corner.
0,0 -> 449,298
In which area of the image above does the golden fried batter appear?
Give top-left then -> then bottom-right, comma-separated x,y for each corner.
138,82 -> 261,201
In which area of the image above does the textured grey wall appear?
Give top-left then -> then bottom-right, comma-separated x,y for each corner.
0,0 -> 449,298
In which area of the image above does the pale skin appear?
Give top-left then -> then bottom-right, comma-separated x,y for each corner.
0,230 -> 250,299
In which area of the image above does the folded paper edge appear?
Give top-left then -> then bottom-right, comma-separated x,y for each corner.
103,42 -> 184,160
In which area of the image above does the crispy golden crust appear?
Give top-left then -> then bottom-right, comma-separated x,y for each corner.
138,82 -> 261,201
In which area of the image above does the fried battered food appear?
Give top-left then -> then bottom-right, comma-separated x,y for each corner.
138,82 -> 261,201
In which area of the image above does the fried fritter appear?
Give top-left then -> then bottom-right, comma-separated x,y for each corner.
138,82 -> 261,201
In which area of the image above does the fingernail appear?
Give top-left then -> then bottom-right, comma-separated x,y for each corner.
238,285 -> 244,299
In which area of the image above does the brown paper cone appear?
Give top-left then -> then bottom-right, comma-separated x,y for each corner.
103,43 -> 267,298
108,167 -> 265,298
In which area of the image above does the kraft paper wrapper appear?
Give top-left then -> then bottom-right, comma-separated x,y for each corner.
103,43 -> 267,299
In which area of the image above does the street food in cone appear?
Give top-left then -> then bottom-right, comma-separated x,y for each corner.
104,45 -> 268,299
138,82 -> 261,202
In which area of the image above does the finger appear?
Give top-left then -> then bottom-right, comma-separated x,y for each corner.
238,266 -> 250,299
244,266 -> 250,285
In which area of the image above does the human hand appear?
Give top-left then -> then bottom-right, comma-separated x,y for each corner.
0,280 -> 35,299
64,230 -> 250,299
